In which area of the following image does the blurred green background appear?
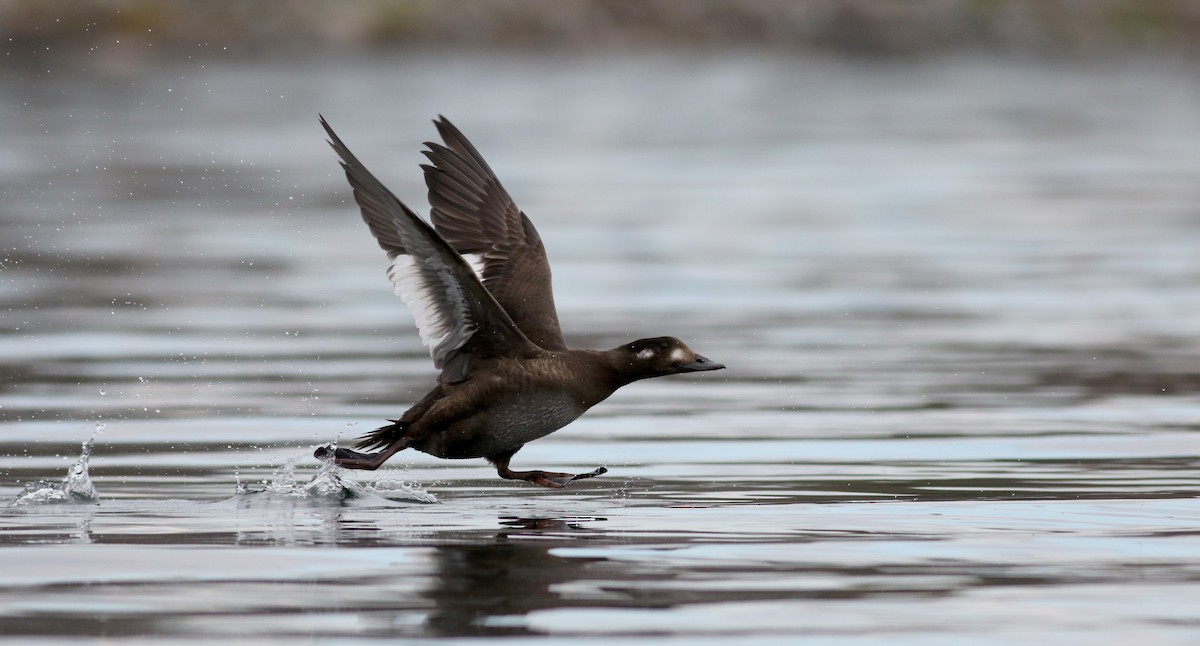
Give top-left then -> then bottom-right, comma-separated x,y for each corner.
4,0 -> 1199,63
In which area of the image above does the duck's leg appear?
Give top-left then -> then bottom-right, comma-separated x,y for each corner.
488,448 -> 607,488
313,438 -> 409,471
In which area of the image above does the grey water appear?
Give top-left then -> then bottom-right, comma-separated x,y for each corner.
2,52 -> 1200,643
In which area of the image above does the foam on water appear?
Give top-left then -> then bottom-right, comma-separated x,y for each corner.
9,439 -> 99,506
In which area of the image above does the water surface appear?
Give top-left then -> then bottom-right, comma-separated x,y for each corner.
2,53 -> 1199,643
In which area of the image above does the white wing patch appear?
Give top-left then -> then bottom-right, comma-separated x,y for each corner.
461,253 -> 486,280
386,254 -> 474,360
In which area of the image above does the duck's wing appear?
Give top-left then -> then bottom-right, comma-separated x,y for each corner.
320,116 -> 541,384
420,116 -> 568,352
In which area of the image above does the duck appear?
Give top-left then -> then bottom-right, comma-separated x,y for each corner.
313,116 -> 724,488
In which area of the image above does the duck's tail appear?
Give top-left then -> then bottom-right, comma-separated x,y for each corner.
354,419 -> 409,452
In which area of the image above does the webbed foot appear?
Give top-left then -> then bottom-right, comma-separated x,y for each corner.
555,467 -> 608,486
507,466 -> 608,488
313,440 -> 408,471
488,448 -> 607,488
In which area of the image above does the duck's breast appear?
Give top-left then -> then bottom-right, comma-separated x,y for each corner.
461,391 -> 588,458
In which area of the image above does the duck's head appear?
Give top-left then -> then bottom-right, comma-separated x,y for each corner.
616,336 -> 725,380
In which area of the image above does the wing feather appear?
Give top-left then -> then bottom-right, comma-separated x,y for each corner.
320,116 -> 540,383
422,116 -> 569,351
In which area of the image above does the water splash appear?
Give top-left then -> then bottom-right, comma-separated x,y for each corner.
265,456 -> 352,500
10,439 -> 99,506
362,473 -> 438,504
236,451 -> 437,505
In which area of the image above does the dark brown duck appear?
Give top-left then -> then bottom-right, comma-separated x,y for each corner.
314,116 -> 724,488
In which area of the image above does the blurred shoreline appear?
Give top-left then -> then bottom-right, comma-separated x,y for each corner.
3,0 -> 1199,66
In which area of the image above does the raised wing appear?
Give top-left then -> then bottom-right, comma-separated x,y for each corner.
320,116 -> 541,384
421,116 -> 568,351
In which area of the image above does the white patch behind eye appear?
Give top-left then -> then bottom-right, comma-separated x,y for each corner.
669,347 -> 688,363
636,348 -> 656,361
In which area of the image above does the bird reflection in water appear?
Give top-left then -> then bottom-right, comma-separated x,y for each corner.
424,515 -> 607,637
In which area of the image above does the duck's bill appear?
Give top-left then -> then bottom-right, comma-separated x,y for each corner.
677,354 -> 725,372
